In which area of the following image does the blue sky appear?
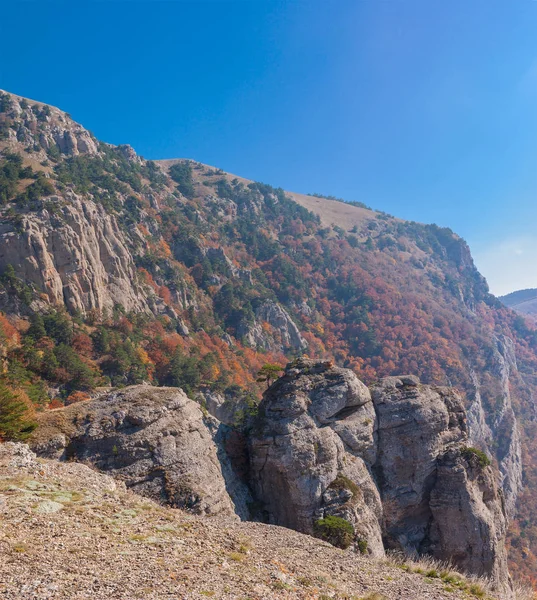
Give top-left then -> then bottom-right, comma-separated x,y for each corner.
2,1 -> 537,295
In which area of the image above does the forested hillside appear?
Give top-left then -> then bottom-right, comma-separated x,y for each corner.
2,89 -> 537,586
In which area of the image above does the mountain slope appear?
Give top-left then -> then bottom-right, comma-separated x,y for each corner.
1,89 -> 537,586
1,442 -> 509,600
500,289 -> 537,320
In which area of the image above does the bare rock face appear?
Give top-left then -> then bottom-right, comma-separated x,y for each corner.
250,361 -> 511,593
0,193 -> 149,314
466,334 -> 522,519
199,389 -> 247,427
372,376 -> 467,551
254,301 -> 308,351
429,448 -> 509,587
30,385 -> 249,518
237,300 -> 308,353
372,376 -> 509,592
2,90 -> 98,156
249,358 -> 384,557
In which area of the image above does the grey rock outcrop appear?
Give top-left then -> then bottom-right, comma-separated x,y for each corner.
199,389 -> 244,427
2,90 -> 98,156
204,247 -> 252,284
429,448 -> 509,586
373,376 -> 509,591
31,385 -> 250,518
467,334 -> 522,518
372,376 -> 467,551
250,361 -> 511,593
249,358 -> 384,557
237,300 -> 308,353
0,193 -> 149,314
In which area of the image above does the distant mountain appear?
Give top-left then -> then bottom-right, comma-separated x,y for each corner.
2,88 -> 537,586
500,288 -> 537,318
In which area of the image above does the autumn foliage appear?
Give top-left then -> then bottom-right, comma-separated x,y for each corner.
2,152 -> 537,584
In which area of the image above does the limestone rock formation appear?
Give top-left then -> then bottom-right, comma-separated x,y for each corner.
249,358 -> 384,557
250,360 -> 511,593
199,389 -> 247,427
3,91 -> 98,156
429,448 -> 509,586
31,385 -> 250,518
27,363 -> 512,593
237,300 -> 308,353
373,376 -> 509,590
372,375 -> 467,552
466,334 -> 522,519
0,193 -> 149,315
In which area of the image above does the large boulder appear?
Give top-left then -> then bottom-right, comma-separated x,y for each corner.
30,385 -> 250,518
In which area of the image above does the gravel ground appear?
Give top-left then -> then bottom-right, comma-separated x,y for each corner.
0,443 -> 496,600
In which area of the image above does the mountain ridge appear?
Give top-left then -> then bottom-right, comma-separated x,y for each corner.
500,289 -> 537,320
156,157 -> 383,232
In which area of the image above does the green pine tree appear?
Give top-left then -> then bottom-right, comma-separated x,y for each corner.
256,363 -> 284,389
0,384 -> 37,441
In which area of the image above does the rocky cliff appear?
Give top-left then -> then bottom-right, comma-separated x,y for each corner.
0,91 -> 148,315
373,376 -> 509,585
32,362 -> 512,595
0,192 -> 149,314
250,360 -> 511,594
249,358 -> 385,557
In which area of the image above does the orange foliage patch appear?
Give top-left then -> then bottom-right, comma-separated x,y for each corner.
65,391 -> 90,406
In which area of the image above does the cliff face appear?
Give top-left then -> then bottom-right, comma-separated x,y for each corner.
1,91 -> 98,157
250,360 -> 511,593
0,192 -> 149,314
373,376 -> 509,585
466,335 -> 522,519
0,91 -> 153,315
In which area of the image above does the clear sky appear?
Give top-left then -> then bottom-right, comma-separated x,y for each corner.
2,1 -> 537,295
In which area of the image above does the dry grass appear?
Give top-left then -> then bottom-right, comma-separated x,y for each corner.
385,552 -> 536,600
156,158 -> 379,232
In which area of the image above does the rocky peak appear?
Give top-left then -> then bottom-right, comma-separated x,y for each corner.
0,90 -> 98,157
